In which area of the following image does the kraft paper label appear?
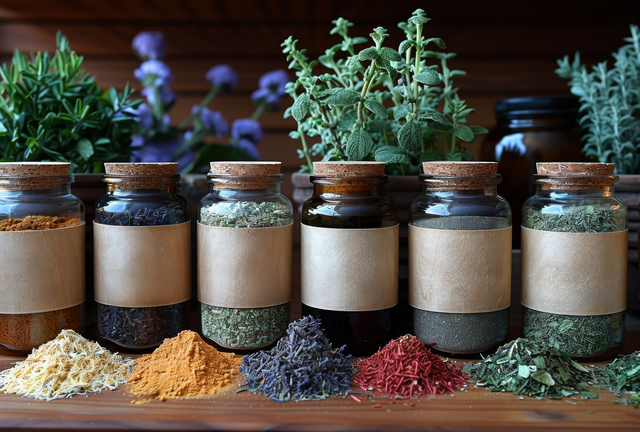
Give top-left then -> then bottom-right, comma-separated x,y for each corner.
0,223 -> 86,314
197,223 -> 293,308
408,225 -> 512,313
301,224 -> 399,312
521,227 -> 628,315
94,221 -> 191,307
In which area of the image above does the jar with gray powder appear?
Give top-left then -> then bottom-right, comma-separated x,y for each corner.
408,161 -> 512,355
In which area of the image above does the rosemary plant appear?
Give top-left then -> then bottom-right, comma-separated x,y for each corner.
282,9 -> 487,175
556,24 -> 640,174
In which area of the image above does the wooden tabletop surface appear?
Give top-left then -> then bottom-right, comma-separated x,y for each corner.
0,333 -> 639,431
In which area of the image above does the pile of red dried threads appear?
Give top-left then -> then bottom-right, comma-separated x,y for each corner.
353,335 -> 468,398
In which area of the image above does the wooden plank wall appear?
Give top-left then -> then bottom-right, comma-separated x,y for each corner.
1,0 -> 639,180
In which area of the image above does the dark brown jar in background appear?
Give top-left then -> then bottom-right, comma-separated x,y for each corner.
480,96 -> 584,247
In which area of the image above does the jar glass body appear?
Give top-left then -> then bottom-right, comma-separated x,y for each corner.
409,176 -> 511,355
95,176 -> 190,350
301,176 -> 397,356
198,175 -> 293,350
522,181 -> 627,360
0,175 -> 85,355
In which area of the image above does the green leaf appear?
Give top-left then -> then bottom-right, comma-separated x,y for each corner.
398,40 -> 415,54
358,47 -> 379,61
454,124 -> 474,142
292,92 -> 310,122
427,120 -> 453,132
421,111 -> 448,125
375,146 -> 410,164
0,122 -> 7,136
345,127 -> 374,160
76,138 -> 94,160
378,47 -> 402,62
424,37 -> 446,49
531,371 -> 555,386
324,88 -> 362,106
337,109 -> 358,131
394,103 -> 410,122
376,57 -> 397,80
364,99 -> 388,118
469,125 -> 489,135
414,70 -> 441,85
398,120 -> 422,151
518,365 -> 531,378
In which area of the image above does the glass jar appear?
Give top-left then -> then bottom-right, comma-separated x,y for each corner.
301,161 -> 398,356
198,162 -> 293,351
521,162 -> 627,360
94,163 -> 190,351
480,96 -> 584,248
0,162 -> 85,355
409,162 -> 511,355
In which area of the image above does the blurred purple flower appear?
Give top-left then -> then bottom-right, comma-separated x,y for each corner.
134,60 -> 173,87
232,138 -> 260,160
191,105 -> 229,137
130,136 -> 194,172
135,103 -> 153,130
205,64 -> 238,92
231,119 -> 263,144
132,31 -> 167,60
251,69 -> 289,110
142,86 -> 176,107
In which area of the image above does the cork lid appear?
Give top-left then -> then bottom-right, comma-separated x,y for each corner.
208,161 -> 282,190
104,163 -> 178,176
313,161 -> 385,177
0,162 -> 72,190
421,161 -> 499,190
535,162 -> 617,190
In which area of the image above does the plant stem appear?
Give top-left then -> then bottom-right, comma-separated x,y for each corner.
298,123 -> 313,173
412,22 -> 423,114
357,61 -> 377,125
178,86 -> 220,128
174,128 -> 206,159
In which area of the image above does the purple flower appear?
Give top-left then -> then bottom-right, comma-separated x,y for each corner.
251,69 -> 289,110
135,103 -> 153,130
191,105 -> 229,137
205,64 -> 238,92
134,60 -> 173,87
232,139 -> 260,160
231,119 -> 263,144
141,86 -> 176,107
130,136 -> 194,172
132,31 -> 167,60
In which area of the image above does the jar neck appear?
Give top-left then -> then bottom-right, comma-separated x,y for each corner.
208,174 -> 284,191
533,174 -> 617,195
419,174 -> 500,192
423,186 -> 499,198
535,184 -> 615,198
103,174 -> 179,193
311,176 -> 387,197
0,174 -> 74,193
209,183 -> 282,196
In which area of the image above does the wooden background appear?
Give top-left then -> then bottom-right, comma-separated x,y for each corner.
1,0 -> 640,179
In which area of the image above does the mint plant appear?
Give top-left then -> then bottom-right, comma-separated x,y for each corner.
0,32 -> 141,173
556,24 -> 640,174
283,9 -> 487,174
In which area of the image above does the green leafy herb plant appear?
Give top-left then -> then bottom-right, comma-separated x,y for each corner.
0,32 -> 141,173
282,9 -> 487,175
556,24 -> 640,174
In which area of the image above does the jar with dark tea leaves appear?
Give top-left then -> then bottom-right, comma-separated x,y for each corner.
0,162 -> 85,355
198,162 -> 293,350
522,162 -> 627,360
301,161 -> 398,356
94,163 -> 191,351
409,162 -> 512,355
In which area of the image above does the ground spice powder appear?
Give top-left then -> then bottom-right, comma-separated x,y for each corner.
127,330 -> 240,402
0,216 -> 81,231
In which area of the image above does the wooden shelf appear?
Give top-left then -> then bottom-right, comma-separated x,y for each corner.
1,333 -> 639,431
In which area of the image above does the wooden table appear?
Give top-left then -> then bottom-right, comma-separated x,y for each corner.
1,334 -> 639,431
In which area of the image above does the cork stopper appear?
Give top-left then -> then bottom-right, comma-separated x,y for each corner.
536,162 -> 617,191
103,163 -> 179,190
313,162 -> 385,177
0,162 -> 72,190
208,161 -> 282,190
421,161 -> 499,190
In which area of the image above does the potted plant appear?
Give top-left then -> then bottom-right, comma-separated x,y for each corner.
282,9 -> 487,207
555,24 -> 640,278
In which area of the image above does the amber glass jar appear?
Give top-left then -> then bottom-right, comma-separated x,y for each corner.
198,162 -> 293,351
480,96 -> 583,247
409,162 -> 512,356
301,161 -> 398,356
0,162 -> 85,355
521,162 -> 627,360
94,163 -> 191,351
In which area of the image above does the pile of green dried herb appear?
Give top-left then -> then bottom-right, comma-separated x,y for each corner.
592,351 -> 640,407
238,316 -> 356,402
200,201 -> 290,228
463,338 -> 597,400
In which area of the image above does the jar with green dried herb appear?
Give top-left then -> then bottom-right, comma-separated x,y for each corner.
198,162 -> 293,350
0,162 -> 85,355
94,163 -> 191,351
521,162 -> 628,360
301,161 -> 398,356
409,161 -> 512,355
